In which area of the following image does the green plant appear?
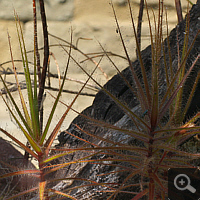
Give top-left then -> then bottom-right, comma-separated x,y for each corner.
0,0 -> 99,199
48,0 -> 200,199
0,0 -> 200,199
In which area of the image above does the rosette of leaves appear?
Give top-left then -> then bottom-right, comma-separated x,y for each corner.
50,0 -> 200,199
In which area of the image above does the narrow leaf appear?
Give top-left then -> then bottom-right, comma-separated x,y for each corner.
7,31 -> 32,129
131,188 -> 148,200
0,94 -> 42,154
49,189 -> 77,200
0,169 -> 40,179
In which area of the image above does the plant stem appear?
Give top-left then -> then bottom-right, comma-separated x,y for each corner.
175,0 -> 183,23
136,0 -> 144,57
38,0 -> 49,134
33,0 -> 41,86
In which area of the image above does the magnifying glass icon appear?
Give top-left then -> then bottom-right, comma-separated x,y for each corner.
174,174 -> 196,193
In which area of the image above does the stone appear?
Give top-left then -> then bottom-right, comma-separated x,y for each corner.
0,0 -> 74,22
0,137 -> 37,196
132,0 -> 195,7
113,0 -> 127,6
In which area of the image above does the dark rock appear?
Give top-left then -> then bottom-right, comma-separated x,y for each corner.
0,137 -> 37,199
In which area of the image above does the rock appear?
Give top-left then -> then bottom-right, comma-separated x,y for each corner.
133,0 -> 191,8
0,0 -> 74,22
113,0 -> 127,6
0,137 -> 37,198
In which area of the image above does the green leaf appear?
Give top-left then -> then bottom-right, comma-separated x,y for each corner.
15,12 -> 40,139
0,94 -> 42,154
7,31 -> 32,131
0,75 -> 33,135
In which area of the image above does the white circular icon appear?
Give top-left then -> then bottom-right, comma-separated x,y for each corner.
174,174 -> 196,193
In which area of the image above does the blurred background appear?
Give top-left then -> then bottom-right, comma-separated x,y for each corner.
0,0 -> 195,150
